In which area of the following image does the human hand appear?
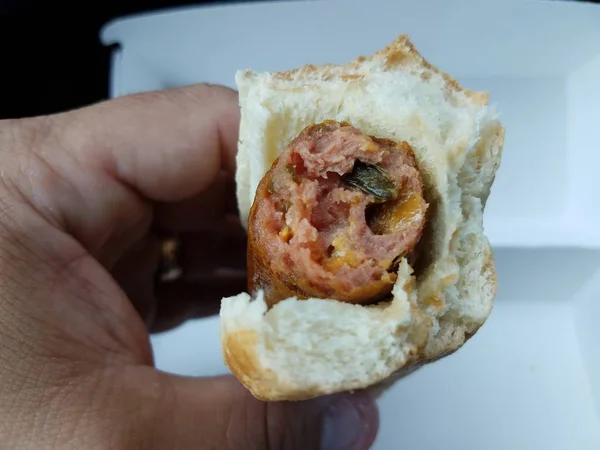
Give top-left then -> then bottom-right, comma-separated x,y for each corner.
0,85 -> 378,449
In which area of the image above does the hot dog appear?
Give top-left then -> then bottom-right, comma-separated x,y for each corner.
220,35 -> 504,402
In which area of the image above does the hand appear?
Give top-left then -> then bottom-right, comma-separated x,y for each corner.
0,85 -> 379,449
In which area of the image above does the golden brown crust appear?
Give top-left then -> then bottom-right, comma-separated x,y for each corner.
273,35 -> 489,106
223,330 -> 277,401
378,35 -> 490,105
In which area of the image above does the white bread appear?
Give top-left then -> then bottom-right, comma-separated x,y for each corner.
220,35 -> 504,401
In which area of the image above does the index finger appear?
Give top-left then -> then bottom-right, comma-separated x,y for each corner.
58,84 -> 240,202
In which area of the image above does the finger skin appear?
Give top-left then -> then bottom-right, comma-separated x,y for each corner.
123,371 -> 379,450
4,85 -> 240,265
153,171 -> 238,232
176,228 -> 247,278
151,275 -> 247,333
59,84 -> 240,200
111,227 -> 246,332
0,88 -> 381,449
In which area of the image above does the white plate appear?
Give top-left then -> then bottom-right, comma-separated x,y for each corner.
101,1 -> 600,448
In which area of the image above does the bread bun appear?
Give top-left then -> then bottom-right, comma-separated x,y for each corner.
220,35 -> 504,401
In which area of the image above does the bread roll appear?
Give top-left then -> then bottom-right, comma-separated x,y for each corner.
220,34 -> 504,401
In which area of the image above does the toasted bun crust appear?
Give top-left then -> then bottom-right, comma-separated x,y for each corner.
220,35 -> 504,401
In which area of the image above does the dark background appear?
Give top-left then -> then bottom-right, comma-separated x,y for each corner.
0,0 -> 598,119
0,0 -> 265,119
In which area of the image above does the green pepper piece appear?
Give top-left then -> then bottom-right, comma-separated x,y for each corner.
342,161 -> 398,202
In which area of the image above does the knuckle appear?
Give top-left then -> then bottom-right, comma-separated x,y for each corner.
222,390 -> 324,450
261,401 -> 322,450
224,393 -> 269,450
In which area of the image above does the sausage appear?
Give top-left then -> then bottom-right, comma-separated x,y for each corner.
247,121 -> 428,307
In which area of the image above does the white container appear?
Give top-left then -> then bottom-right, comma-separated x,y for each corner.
101,1 -> 600,448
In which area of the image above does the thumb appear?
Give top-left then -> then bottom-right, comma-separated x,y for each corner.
136,374 -> 379,450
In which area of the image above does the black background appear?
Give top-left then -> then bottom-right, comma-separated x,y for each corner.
0,0 -> 598,119
0,0 -> 262,119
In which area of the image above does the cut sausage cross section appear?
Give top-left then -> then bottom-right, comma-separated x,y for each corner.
248,121 -> 429,307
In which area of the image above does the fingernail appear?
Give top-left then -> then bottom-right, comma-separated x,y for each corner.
320,392 -> 379,450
